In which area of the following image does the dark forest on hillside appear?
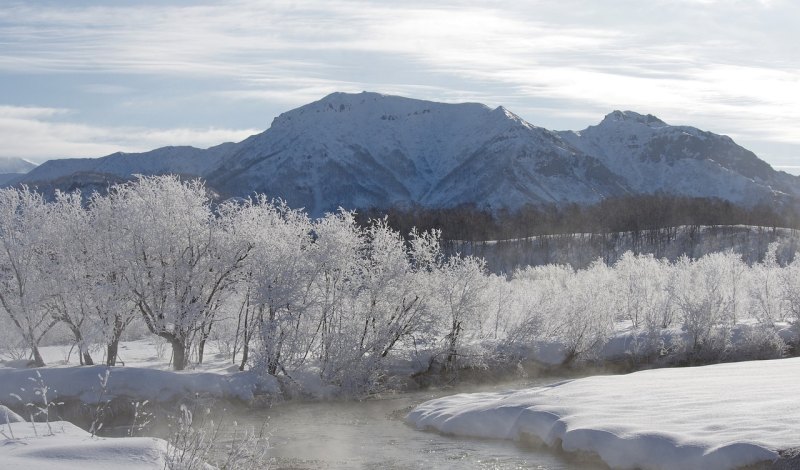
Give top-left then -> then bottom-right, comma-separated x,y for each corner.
356,195 -> 800,241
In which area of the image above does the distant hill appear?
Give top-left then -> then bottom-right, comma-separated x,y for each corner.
16,92 -> 800,216
0,157 -> 37,186
0,156 -> 37,174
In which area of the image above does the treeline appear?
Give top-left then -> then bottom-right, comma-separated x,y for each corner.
1,177 -> 799,397
357,195 -> 800,241
0,176 -> 492,386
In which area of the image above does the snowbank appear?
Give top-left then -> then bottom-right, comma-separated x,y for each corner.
1,404 -> 24,423
0,366 -> 279,406
0,420 -> 169,469
408,357 -> 800,470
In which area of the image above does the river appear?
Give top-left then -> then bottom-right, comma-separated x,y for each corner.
224,375 -> 608,469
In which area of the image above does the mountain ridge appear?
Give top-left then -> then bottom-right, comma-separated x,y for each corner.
13,92 -> 800,215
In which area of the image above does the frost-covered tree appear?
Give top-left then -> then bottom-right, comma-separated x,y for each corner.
433,255 -> 489,369
613,252 -> 670,329
39,191 -> 98,365
229,197 -> 315,373
2,176 -> 797,382
483,273 -> 514,341
780,256 -> 800,348
670,254 -> 735,360
503,269 -> 548,347
0,188 -> 56,366
554,261 -> 615,364
780,256 -> 800,321
749,243 -> 787,326
105,176 -> 250,370
356,220 -> 429,359
509,262 -> 616,365
307,210 -> 366,383
87,191 -> 144,366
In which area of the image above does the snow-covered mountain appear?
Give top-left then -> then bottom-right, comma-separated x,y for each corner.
16,92 -> 800,215
0,156 -> 37,174
0,157 -> 38,185
204,92 -> 628,214
558,111 -> 799,204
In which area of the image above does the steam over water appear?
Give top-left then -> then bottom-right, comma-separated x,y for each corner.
227,376 -> 607,469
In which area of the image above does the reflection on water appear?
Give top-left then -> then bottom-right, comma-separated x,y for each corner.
225,376 -> 608,470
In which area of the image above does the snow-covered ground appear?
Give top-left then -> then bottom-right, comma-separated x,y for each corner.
0,365 -> 274,406
0,339 -> 279,407
1,337 -> 237,372
1,421 -> 169,470
1,405 -> 170,470
408,357 -> 800,470
3,338 -> 800,469
0,340 -> 275,469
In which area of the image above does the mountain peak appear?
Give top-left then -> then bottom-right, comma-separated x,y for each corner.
601,110 -> 667,127
269,91 -> 498,133
312,91 -> 492,112
319,90 -> 385,101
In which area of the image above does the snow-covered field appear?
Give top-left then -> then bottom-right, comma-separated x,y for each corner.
408,357 -> 800,470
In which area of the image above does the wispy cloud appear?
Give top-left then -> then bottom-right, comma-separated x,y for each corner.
0,105 -> 68,120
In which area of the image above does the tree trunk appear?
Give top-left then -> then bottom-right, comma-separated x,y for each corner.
31,343 -> 45,367
237,307 -> 249,369
67,322 -> 94,365
106,317 -> 127,366
232,300 -> 245,365
268,347 -> 281,376
445,320 -> 461,370
106,338 -> 120,367
83,351 -> 94,366
266,325 -> 284,376
239,341 -> 249,372
170,338 -> 187,371
197,338 -> 206,364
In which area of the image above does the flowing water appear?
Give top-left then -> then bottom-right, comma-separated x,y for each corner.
225,375 -> 608,470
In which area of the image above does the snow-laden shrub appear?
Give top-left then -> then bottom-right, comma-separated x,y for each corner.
729,324 -> 787,361
670,254 -> 736,362
613,252 -> 674,329
509,261 -> 616,365
748,243 -> 789,326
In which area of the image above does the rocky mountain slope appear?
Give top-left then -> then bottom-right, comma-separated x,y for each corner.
14,92 -> 800,215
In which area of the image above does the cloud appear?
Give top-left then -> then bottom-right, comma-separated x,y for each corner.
0,0 -> 797,167
80,84 -> 136,95
0,105 -> 258,162
0,105 -> 69,120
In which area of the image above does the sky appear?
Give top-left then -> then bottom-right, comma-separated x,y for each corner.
1,0 -> 798,174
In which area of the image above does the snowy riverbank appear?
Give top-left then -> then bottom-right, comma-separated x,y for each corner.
407,357 -> 800,470
0,339 -> 278,409
3,338 -> 800,469
0,365 -> 277,407
1,408 -> 170,470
